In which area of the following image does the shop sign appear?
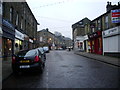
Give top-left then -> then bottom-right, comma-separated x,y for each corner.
3,19 -> 14,30
84,35 -> 88,40
29,39 -> 33,43
111,9 -> 120,23
88,32 -> 98,39
76,36 -> 84,42
15,29 -> 24,40
102,26 -> 120,37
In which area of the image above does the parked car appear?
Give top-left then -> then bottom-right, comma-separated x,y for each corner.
37,47 -> 46,60
43,46 -> 49,53
12,49 -> 45,74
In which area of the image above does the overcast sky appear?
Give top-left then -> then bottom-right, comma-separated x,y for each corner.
26,0 -> 119,39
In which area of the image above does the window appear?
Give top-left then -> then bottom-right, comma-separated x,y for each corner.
10,7 -> 13,22
105,16 -> 109,29
98,19 -> 101,30
16,12 -> 19,26
25,20 -> 26,31
92,28 -> 95,32
21,17 -> 23,29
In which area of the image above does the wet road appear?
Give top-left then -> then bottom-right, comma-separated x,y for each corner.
2,50 -> 119,88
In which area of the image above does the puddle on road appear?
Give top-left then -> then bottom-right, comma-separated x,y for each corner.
74,65 -> 83,68
60,65 -> 83,68
61,65 -> 69,67
90,66 -> 101,69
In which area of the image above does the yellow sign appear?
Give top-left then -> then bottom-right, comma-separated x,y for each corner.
20,60 -> 30,63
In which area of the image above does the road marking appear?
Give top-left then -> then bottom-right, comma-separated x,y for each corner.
46,67 -> 49,88
46,72 -> 48,76
46,83 -> 48,89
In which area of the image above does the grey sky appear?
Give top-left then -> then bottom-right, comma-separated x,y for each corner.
26,0 -> 119,39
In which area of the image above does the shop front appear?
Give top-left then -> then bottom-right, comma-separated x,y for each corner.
14,29 -> 24,54
88,31 -> 102,55
83,35 -> 88,52
74,36 -> 85,51
102,26 -> 120,57
2,19 -> 15,58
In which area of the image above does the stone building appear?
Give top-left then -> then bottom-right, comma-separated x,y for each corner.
85,1 -> 120,56
37,29 -> 70,50
37,29 -> 55,50
72,17 -> 91,51
2,1 -> 38,57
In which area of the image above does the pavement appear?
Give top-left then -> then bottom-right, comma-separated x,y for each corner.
74,50 -> 120,67
2,57 -> 12,81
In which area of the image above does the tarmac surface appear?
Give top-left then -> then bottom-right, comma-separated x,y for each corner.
2,50 -> 119,88
2,50 -> 120,82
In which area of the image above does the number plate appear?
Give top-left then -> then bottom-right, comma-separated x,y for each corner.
20,60 -> 30,63
20,65 -> 30,68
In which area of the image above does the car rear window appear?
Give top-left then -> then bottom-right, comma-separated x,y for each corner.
25,50 -> 37,57
17,50 -> 37,57
17,51 -> 28,56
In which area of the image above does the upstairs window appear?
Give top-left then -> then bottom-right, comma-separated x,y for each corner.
10,7 -> 13,22
21,17 -> 23,29
16,12 -> 19,26
98,19 -> 101,30
105,16 -> 109,29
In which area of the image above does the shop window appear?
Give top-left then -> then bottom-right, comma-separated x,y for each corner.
3,38 -> 12,57
15,39 -> 23,53
98,38 -> 102,51
92,41 -> 94,52
15,43 -> 18,47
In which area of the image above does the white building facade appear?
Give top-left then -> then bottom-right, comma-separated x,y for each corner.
102,26 -> 120,57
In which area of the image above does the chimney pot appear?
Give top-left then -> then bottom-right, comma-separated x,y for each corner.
118,2 -> 120,5
110,2 -> 111,5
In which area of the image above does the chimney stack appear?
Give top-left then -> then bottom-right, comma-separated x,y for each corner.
107,1 -> 109,5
